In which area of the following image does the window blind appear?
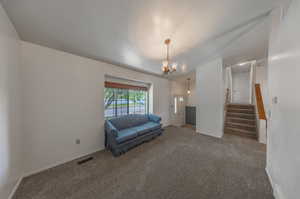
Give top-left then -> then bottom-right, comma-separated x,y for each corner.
105,81 -> 148,91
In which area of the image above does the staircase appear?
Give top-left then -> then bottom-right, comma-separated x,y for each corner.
224,104 -> 257,139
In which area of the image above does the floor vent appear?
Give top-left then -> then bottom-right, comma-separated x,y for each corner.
77,157 -> 94,165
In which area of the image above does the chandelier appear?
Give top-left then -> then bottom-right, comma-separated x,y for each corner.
162,39 -> 177,74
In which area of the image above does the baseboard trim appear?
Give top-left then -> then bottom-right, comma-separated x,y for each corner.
8,176 -> 23,199
23,147 -> 104,178
265,167 -> 286,199
196,130 -> 223,138
8,147 -> 105,199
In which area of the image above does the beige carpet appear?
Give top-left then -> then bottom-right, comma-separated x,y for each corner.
13,126 -> 273,199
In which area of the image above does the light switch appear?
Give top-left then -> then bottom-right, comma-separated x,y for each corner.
76,139 -> 80,144
272,96 -> 278,104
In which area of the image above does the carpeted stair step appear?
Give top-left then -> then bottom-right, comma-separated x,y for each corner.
225,103 -> 257,139
226,117 -> 256,126
225,122 -> 256,131
224,127 -> 257,139
227,108 -> 255,114
227,112 -> 255,120
227,104 -> 254,110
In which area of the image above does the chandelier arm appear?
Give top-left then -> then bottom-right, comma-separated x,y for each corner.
167,42 -> 169,64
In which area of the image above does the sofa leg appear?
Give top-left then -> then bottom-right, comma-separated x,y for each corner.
112,149 -> 121,157
113,152 -> 121,157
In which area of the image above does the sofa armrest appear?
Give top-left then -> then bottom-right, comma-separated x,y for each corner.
148,114 -> 161,123
105,120 -> 118,137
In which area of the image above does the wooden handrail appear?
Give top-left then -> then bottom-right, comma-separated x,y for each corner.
255,84 -> 266,120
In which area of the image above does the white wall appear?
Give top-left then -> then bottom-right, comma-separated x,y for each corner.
232,71 -> 250,104
187,78 -> 196,107
267,1 -> 300,199
196,58 -> 224,138
0,4 -> 22,199
20,41 -> 171,175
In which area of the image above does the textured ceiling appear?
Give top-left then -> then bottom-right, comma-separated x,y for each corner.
2,0 -> 283,76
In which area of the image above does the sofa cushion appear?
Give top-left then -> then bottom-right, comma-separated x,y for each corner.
135,122 -> 162,136
116,128 -> 138,144
148,114 -> 162,123
115,122 -> 161,144
109,114 -> 149,130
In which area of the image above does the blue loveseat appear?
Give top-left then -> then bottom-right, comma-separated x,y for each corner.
105,114 -> 163,156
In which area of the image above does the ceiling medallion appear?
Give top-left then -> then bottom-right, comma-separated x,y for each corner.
162,38 -> 177,75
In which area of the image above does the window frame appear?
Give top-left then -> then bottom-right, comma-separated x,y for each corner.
104,81 -> 149,119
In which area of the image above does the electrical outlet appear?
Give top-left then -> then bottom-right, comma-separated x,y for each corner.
76,139 -> 80,144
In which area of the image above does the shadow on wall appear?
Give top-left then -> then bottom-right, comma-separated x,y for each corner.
0,3 -> 22,199
0,52 -> 22,198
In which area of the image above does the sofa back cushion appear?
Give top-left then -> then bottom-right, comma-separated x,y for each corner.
109,114 -> 149,130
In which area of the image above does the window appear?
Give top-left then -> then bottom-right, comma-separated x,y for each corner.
104,81 -> 148,119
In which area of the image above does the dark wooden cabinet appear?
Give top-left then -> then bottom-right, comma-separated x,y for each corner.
185,106 -> 196,125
